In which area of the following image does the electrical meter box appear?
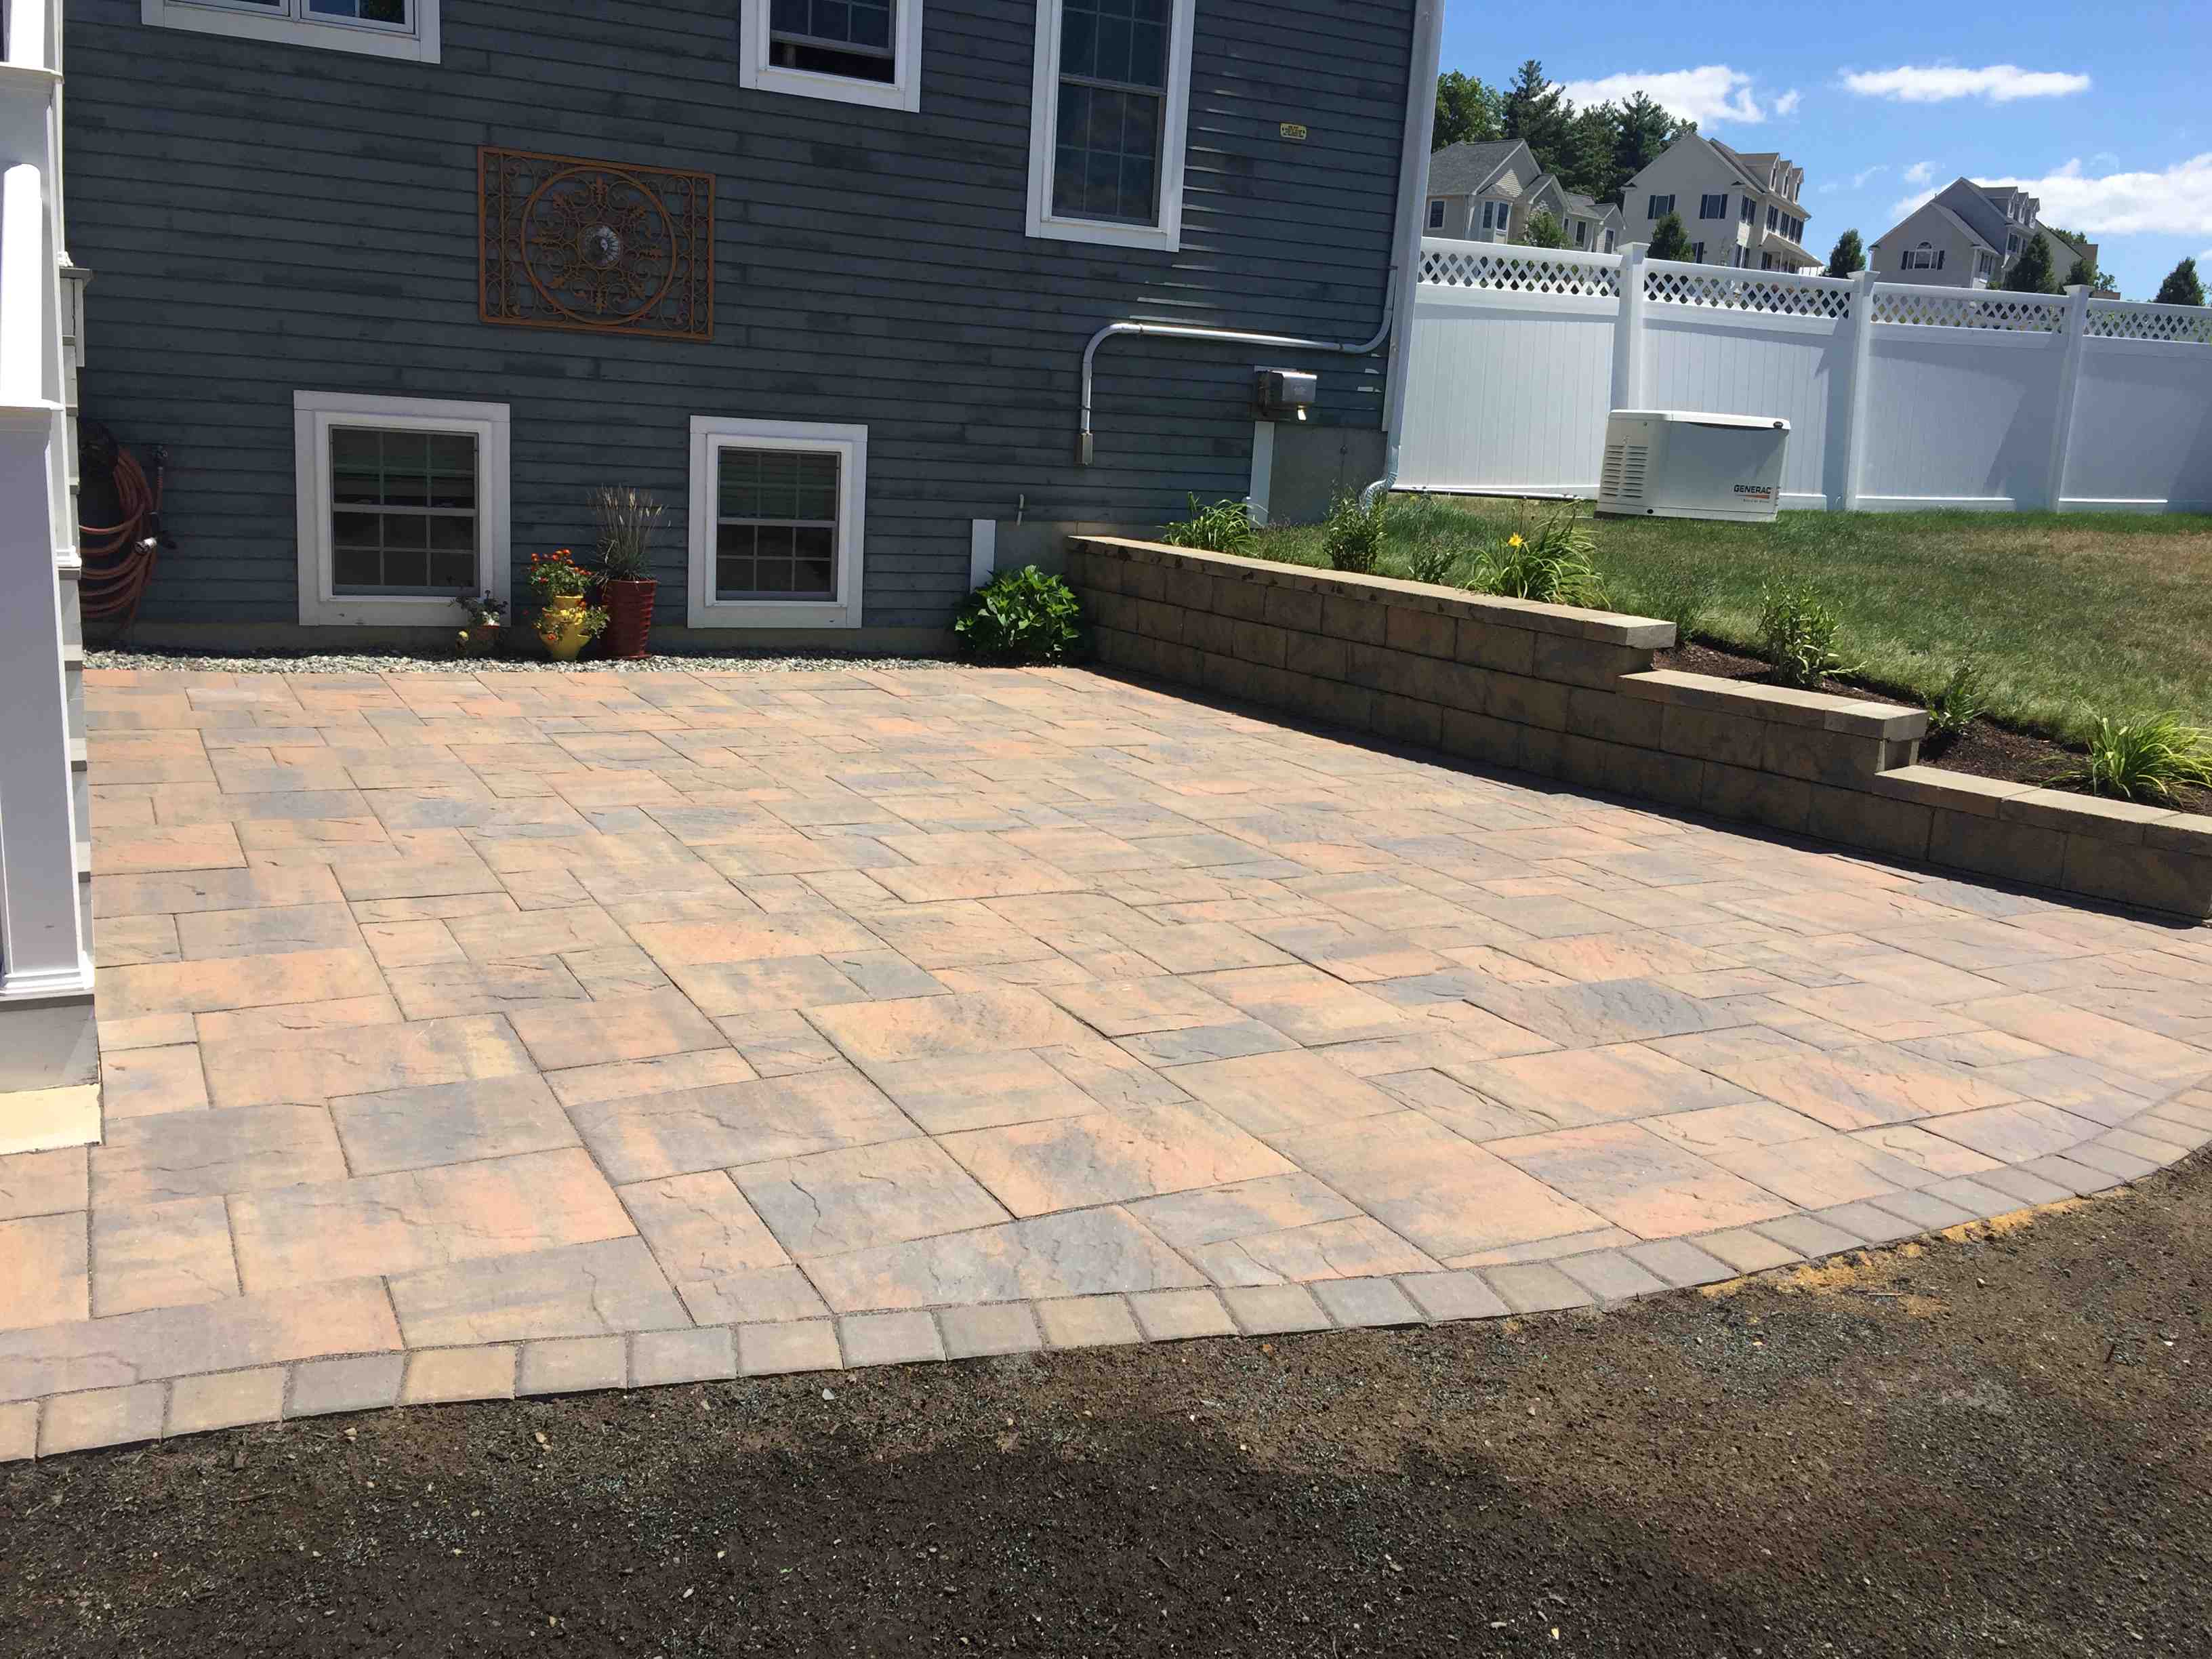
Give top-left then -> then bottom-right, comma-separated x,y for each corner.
1254,367 -> 1319,423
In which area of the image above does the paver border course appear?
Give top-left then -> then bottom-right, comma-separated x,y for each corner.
1065,537 -> 2212,919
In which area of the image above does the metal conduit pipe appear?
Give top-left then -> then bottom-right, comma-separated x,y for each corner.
1076,301 -> 1394,466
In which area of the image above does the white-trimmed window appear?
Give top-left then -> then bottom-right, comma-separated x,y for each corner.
1025,0 -> 1196,252
1427,199 -> 1446,230
1480,199 -> 1510,235
294,392 -> 508,628
142,0 -> 440,62
687,417 -> 866,630
739,0 -> 924,112
1646,193 -> 1673,220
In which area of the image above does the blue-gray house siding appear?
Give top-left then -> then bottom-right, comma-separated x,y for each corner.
63,0 -> 1416,636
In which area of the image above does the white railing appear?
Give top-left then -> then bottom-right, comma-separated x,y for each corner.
1418,241 -> 1622,298
1404,239 -> 2212,512
1642,258 -> 1856,320
2085,298 -> 2212,345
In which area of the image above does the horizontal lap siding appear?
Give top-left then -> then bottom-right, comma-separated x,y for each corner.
64,0 -> 1413,628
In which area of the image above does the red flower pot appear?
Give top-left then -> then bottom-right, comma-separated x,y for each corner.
602,578 -> 657,661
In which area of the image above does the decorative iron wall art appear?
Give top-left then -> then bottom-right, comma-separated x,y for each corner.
478,146 -> 714,342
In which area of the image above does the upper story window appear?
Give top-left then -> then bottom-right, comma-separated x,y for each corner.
1699,193 -> 1727,220
1740,196 -> 1757,224
1026,0 -> 1195,251
1428,199 -> 1446,230
1765,205 -> 1778,232
1646,193 -> 1674,220
1900,242 -> 1946,271
741,0 -> 925,110
141,0 -> 441,61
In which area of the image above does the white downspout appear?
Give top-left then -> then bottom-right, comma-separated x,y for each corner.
1359,0 -> 1444,508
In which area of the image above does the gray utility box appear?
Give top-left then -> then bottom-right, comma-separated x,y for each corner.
1254,367 -> 1319,423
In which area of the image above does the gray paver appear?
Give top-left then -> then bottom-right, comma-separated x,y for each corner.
939,1303 -> 1044,1359
1310,1276 -> 1425,1328
630,1326 -> 737,1387
1221,1284 -> 1331,1335
1035,1296 -> 1144,1349
1753,1213 -> 1867,1261
739,1321 -> 842,1377
1398,1270 -> 1511,1322
1557,1250 -> 1670,1301
839,1311 -> 945,1368
1484,1263 -> 1595,1314
1128,1288 -> 1237,1341
518,1336 -> 627,1395
1693,1227 -> 1803,1275
289,1354 -> 407,1417
1624,1240 -> 1736,1288
1816,1202 -> 1923,1245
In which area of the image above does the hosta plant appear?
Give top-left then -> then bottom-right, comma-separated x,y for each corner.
954,565 -> 1084,664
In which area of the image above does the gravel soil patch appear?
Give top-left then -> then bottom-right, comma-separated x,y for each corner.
5,1154 -> 2208,1657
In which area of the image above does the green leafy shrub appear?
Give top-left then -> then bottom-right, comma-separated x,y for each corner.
1923,662 -> 1988,739
1757,583 -> 1854,689
1466,501 -> 1607,607
1400,544 -> 1462,588
2060,714 -> 2212,804
1158,496 -> 1256,556
1322,491 -> 1389,575
953,565 -> 1084,664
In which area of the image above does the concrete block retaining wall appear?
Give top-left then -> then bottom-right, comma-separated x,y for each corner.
1065,537 -> 2212,920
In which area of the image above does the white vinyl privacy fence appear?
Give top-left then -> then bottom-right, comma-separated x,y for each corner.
1399,239 -> 2212,513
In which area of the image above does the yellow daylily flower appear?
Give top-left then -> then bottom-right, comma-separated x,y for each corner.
1507,533 -> 1525,548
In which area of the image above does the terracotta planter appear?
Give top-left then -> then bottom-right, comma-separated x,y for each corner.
602,577 -> 657,661
537,594 -> 591,661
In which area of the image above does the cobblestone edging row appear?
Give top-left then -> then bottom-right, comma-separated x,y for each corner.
11,1110 -> 2199,1462
1066,539 -> 2212,920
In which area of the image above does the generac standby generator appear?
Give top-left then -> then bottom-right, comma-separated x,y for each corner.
1596,409 -> 1790,523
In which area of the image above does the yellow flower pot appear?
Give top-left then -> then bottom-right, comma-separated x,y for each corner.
538,594 -> 590,661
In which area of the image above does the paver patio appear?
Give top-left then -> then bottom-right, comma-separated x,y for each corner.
4,661 -> 2210,1457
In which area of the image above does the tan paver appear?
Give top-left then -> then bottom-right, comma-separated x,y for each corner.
24,659 -> 2206,1454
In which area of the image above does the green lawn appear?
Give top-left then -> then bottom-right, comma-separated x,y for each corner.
1248,498 -> 2212,745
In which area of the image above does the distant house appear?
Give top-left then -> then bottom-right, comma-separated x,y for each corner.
1423,140 -> 1622,253
1617,134 -> 1816,272
1870,180 -> 2106,292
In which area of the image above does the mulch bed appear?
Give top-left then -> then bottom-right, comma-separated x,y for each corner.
1658,640 -> 2085,787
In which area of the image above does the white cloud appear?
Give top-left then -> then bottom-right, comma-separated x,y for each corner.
1850,165 -> 1887,189
1772,89 -> 1802,117
1886,157 -> 2212,236
1887,188 -> 1940,222
1902,161 -> 1934,186
1843,65 -> 2091,104
1556,65 -> 1775,127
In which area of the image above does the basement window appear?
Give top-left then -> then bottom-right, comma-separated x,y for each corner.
687,417 -> 867,629
293,392 -> 508,628
140,0 -> 440,62
740,0 -> 924,112
1025,0 -> 1196,252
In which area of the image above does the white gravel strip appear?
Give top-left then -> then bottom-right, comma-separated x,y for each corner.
85,649 -> 969,676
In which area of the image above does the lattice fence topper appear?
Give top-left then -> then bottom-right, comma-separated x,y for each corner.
1869,289 -> 2065,333
479,146 -> 714,342
1641,265 -> 1853,319
1418,245 -> 1621,298
2086,301 -> 2212,345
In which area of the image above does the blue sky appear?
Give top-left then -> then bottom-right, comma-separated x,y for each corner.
1439,0 -> 2210,298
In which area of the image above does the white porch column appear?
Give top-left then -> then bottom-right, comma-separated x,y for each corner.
0,0 -> 100,1149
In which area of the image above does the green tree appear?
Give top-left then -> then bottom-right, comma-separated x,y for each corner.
1501,60 -> 1574,171
1555,102 -> 1622,200
1432,70 -> 1503,148
1521,209 -> 1569,248
1824,228 -> 1865,277
1647,211 -> 1694,262
2155,256 -> 2205,307
2001,233 -> 2061,295
1610,92 -> 1679,201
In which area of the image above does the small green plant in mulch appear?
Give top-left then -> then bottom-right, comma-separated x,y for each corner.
1757,583 -> 1856,689
1467,500 -> 1608,608
1923,661 -> 1990,740
1158,496 -> 1256,556
1322,490 -> 1389,575
2057,713 -> 2212,804
952,565 -> 1084,664
1399,543 -> 1462,588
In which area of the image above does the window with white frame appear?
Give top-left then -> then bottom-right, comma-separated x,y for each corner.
1900,242 -> 1946,272
1025,0 -> 1195,251
142,0 -> 439,61
1740,196 -> 1755,224
1603,228 -> 1615,252
1646,193 -> 1673,220
1573,219 -> 1586,247
1691,241 -> 1706,263
1427,199 -> 1445,230
1699,192 -> 1727,220
687,417 -> 866,629
739,0 -> 925,112
1481,199 -> 1509,234
293,392 -> 508,628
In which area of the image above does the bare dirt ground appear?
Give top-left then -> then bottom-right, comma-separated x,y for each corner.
5,1153 -> 2207,1658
